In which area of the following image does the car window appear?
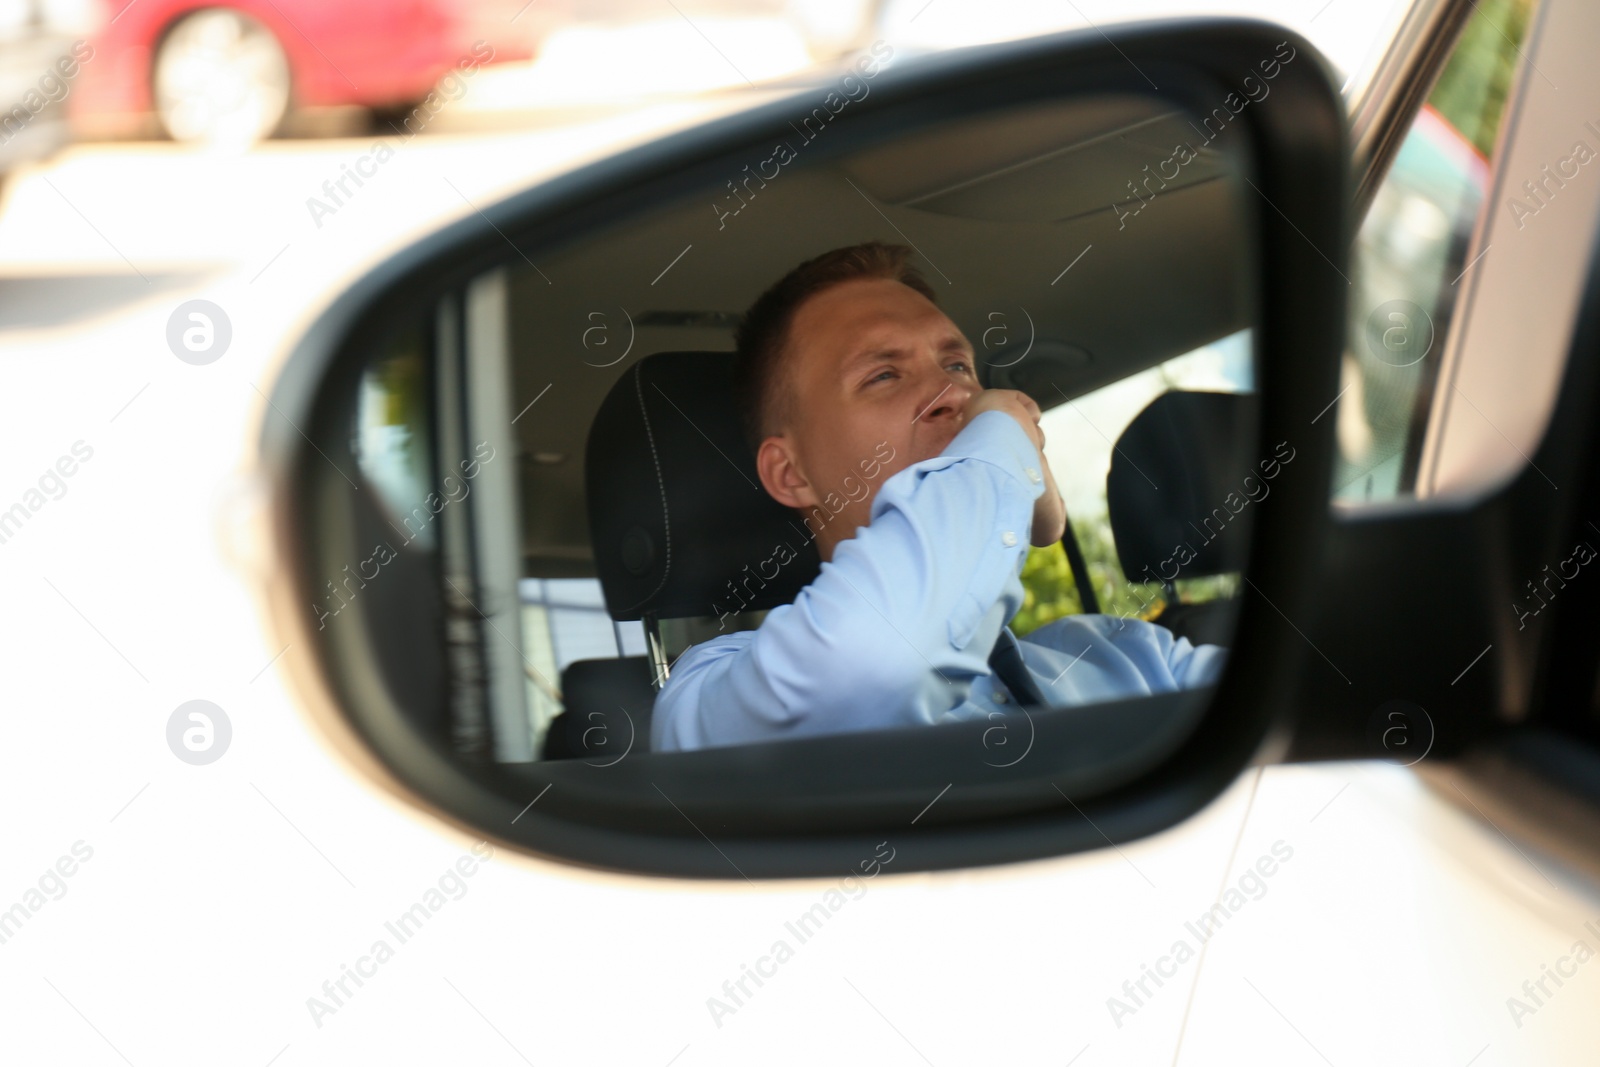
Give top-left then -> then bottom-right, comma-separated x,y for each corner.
519,578 -> 647,746
1019,331 -> 1253,635
353,326 -> 436,549
1332,0 -> 1538,502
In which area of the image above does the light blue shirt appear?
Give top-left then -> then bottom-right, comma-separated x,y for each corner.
652,409 -> 1227,752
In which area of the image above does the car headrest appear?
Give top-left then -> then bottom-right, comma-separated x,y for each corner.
1106,390 -> 1260,583
586,351 -> 822,621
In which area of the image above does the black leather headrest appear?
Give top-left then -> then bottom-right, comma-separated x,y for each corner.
585,352 -> 822,621
1106,390 -> 1260,583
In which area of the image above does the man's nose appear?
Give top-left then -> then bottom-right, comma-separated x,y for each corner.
913,372 -> 977,425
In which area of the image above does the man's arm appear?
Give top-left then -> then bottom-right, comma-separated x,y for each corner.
652,409 -> 1045,752
1021,613 -> 1229,703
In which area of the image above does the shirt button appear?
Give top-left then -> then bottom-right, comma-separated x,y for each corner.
1025,466 -> 1042,484
994,691 -> 1008,704
1001,531 -> 1018,547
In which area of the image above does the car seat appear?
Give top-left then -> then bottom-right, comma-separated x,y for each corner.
1106,389 -> 1259,649
543,352 -> 823,758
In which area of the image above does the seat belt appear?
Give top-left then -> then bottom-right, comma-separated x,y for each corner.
987,628 -> 1049,707
1058,502 -> 1100,615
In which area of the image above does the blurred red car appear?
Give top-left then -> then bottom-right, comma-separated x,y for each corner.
69,0 -> 540,144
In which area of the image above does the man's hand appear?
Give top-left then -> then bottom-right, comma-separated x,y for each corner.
962,390 -> 1067,547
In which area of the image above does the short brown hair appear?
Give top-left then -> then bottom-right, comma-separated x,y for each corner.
732,241 -> 939,452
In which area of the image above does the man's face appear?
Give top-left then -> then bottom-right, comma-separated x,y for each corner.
755,276 -> 980,552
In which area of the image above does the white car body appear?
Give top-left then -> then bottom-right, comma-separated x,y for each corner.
2,0 -> 1598,1063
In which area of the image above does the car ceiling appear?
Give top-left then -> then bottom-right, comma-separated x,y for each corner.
502,92 -> 1255,573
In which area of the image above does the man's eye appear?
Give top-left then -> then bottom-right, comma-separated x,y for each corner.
867,369 -> 895,384
950,362 -> 974,375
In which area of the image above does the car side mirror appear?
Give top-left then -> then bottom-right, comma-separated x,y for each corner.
259,19 -> 1349,878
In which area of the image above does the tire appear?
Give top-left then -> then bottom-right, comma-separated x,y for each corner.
153,8 -> 291,147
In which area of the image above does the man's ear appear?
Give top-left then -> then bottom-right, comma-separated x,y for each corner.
755,435 -> 817,510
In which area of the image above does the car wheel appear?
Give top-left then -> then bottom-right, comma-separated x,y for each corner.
153,8 -> 291,147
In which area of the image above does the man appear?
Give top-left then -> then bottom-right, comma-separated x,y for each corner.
651,241 -> 1225,753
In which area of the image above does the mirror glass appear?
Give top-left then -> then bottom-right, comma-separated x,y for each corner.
334,78 -> 1269,772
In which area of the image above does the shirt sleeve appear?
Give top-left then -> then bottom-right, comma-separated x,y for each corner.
651,409 -> 1046,752
1019,613 -> 1229,704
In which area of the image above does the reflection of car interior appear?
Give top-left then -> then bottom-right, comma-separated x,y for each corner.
492,93 -> 1261,761
541,352 -> 1253,760
544,352 -> 813,759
